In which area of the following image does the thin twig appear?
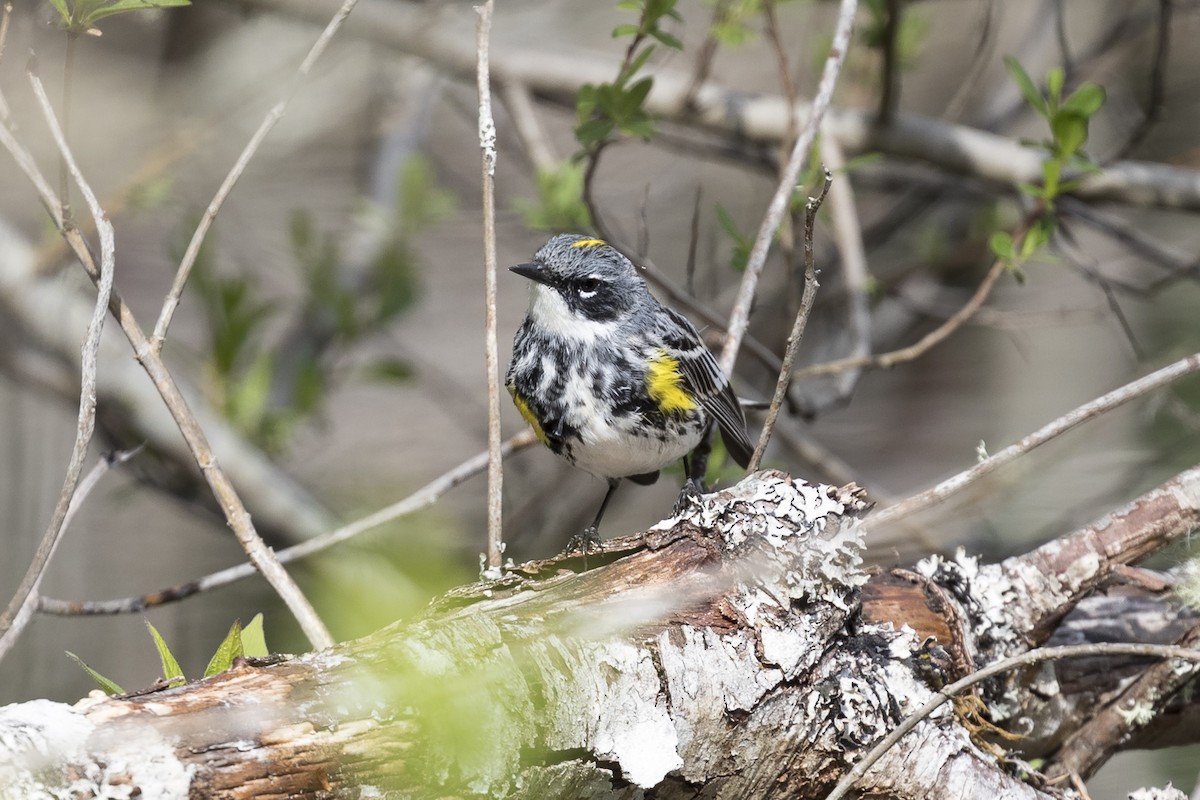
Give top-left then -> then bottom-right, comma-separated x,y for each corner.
150,0 -> 361,352
867,352 -> 1200,528
499,80 -> 556,171
62,447 -> 144,533
718,0 -> 858,377
1053,0 -> 1073,74
681,0 -> 730,111
0,68 -> 116,661
818,127 -> 871,402
1049,621 -> 1200,781
793,252 -> 1008,380
1112,0 -> 1172,160
822,642 -> 1200,800
685,186 -> 702,297
0,72 -> 332,650
476,0 -> 504,574
750,169 -> 831,471
0,2 -> 12,69
244,0 -> 1200,213
762,0 -> 798,149
941,0 -> 995,121
876,0 -> 901,125
38,432 -> 539,616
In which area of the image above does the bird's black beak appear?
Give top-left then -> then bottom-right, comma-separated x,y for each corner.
510,261 -> 553,286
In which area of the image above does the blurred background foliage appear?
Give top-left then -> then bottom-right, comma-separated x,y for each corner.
2,1 -> 1200,795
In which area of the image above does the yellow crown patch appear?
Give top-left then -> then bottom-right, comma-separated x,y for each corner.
570,238 -> 607,249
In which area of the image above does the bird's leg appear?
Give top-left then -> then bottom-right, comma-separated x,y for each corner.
673,423 -> 714,516
566,477 -> 620,559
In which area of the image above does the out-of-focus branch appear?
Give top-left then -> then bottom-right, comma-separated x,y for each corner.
719,0 -> 858,377
0,75 -> 333,651
237,0 -> 1200,212
1048,622 -> 1200,782
867,352 -> 1200,529
151,0 -> 362,352
0,69 -> 116,661
793,249 -> 1008,381
38,432 -> 538,617
750,170 -> 830,471
816,128 -> 871,402
824,642 -> 1200,800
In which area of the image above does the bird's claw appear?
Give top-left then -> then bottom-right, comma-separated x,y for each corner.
565,525 -> 603,560
671,478 -> 704,517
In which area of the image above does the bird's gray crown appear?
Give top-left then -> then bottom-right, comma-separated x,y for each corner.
534,235 -> 643,287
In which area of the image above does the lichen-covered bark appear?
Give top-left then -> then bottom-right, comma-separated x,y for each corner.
2,470 -> 1197,799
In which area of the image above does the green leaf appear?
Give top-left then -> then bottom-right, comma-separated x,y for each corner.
622,46 -> 656,83
1061,83 -> 1106,118
85,0 -> 190,25
1046,67 -> 1064,110
1016,181 -> 1047,199
66,651 -> 125,696
612,23 -> 640,38
651,29 -> 683,50
48,0 -> 72,22
624,76 -> 654,110
1051,112 -> 1088,157
240,614 -> 269,659
1003,56 -> 1047,118
145,620 -> 186,686
204,619 -> 245,678
1041,159 -> 1062,198
226,352 -> 274,432
988,231 -> 1014,260
362,357 -> 416,383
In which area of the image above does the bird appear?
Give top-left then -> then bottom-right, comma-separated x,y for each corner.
505,233 -> 753,552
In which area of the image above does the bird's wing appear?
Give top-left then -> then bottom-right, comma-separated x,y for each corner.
661,308 -> 754,468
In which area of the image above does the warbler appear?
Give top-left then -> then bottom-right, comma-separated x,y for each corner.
506,234 -> 753,551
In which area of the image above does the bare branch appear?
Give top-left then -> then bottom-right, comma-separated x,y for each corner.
718,0 -> 857,378
476,0 -> 504,574
499,81 -> 556,170
868,352 -> 1200,528
38,432 -> 538,617
244,0 -> 1200,213
876,0 -> 902,124
150,0 -> 362,352
0,72 -> 332,651
0,69 -> 116,660
824,642 -> 1200,800
1050,623 -> 1200,781
816,127 -> 871,402
793,250 -> 1008,380
1111,0 -> 1173,159
749,170 -> 830,471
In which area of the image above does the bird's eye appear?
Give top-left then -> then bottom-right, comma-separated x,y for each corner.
577,278 -> 602,298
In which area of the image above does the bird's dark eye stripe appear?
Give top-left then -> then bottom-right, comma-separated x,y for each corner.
578,277 -> 602,292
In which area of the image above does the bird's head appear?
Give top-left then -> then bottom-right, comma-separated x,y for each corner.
511,235 -> 647,337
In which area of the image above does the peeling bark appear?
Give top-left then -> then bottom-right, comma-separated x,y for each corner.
2,471 -> 1198,799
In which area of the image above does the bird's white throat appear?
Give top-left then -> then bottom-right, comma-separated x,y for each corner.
527,284 -> 619,343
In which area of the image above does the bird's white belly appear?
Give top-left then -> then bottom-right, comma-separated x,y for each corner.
567,418 -> 702,478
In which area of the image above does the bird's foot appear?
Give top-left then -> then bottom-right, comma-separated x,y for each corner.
671,477 -> 704,517
564,525 -> 603,560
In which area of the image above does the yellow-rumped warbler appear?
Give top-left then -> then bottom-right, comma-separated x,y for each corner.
506,234 -> 753,551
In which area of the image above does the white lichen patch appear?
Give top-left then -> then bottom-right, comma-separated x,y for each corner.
589,642 -> 683,787
0,699 -> 191,800
665,475 -> 866,610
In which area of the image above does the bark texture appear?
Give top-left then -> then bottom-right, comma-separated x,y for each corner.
2,471 -> 1198,799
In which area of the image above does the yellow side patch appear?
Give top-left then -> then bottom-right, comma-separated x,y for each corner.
646,350 -> 698,414
509,386 -> 549,445
570,238 -> 607,249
